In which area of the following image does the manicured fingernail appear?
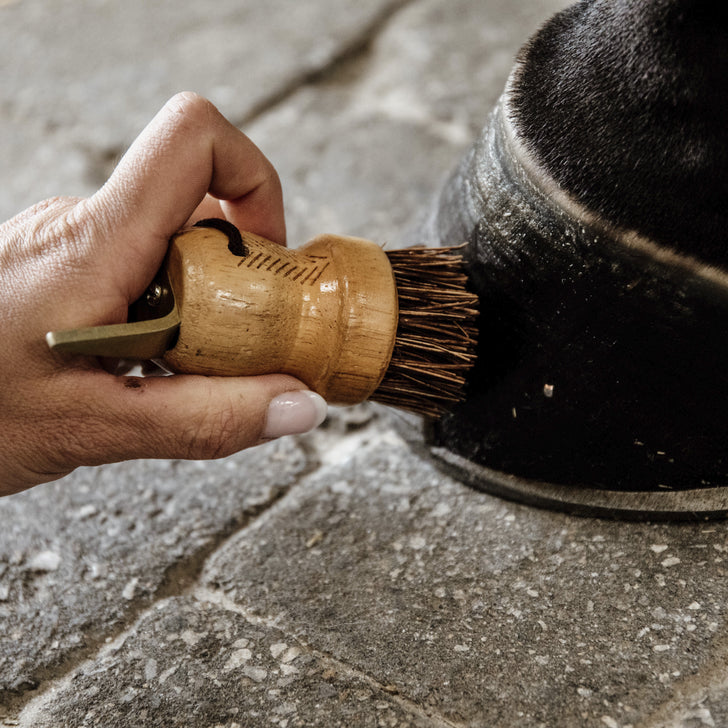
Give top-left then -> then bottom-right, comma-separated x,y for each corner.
262,390 -> 328,440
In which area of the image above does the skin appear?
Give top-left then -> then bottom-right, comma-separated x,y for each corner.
0,92 -> 323,496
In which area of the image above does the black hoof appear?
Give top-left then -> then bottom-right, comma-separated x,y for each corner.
417,1 -> 728,519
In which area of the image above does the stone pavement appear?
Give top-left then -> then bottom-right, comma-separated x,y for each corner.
2,1 -> 728,726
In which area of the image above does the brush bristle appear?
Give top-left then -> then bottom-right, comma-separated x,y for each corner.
372,245 -> 479,418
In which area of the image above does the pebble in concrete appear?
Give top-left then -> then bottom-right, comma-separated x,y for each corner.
200,430 -> 728,727
21,596 -> 436,728
0,438 -> 309,701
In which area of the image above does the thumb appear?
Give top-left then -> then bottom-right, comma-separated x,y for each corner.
49,372 -> 327,468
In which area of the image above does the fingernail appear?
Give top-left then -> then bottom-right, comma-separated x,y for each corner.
262,390 -> 328,440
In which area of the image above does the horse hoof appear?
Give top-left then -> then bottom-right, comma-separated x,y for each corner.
417,1 -> 728,520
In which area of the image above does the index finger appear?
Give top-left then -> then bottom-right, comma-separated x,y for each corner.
86,93 -> 285,294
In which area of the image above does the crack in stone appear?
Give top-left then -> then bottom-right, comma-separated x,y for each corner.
5,412 -> 402,722
233,0 -> 415,129
193,586 -> 467,728
0,482 -> 297,720
1,413 -> 379,718
15,586 -> 463,727
82,0 -> 415,219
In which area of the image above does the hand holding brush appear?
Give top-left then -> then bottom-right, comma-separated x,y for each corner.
0,93 -> 477,496
0,94 -> 323,495
48,220 -> 479,419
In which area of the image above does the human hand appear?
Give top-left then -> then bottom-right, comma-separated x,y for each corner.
0,92 -> 327,496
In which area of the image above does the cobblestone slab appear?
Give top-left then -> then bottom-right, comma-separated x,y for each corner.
0,438 -> 309,701
0,0 -> 405,220
202,432 -> 728,727
20,596 -> 440,728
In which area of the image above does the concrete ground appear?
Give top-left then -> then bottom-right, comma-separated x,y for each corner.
1,1 -> 727,726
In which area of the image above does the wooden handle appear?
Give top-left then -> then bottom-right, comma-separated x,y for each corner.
161,227 -> 399,405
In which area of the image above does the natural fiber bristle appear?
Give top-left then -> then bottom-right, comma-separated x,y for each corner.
372,245 -> 479,418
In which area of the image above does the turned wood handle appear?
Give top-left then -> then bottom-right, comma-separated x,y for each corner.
162,227 -> 399,405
